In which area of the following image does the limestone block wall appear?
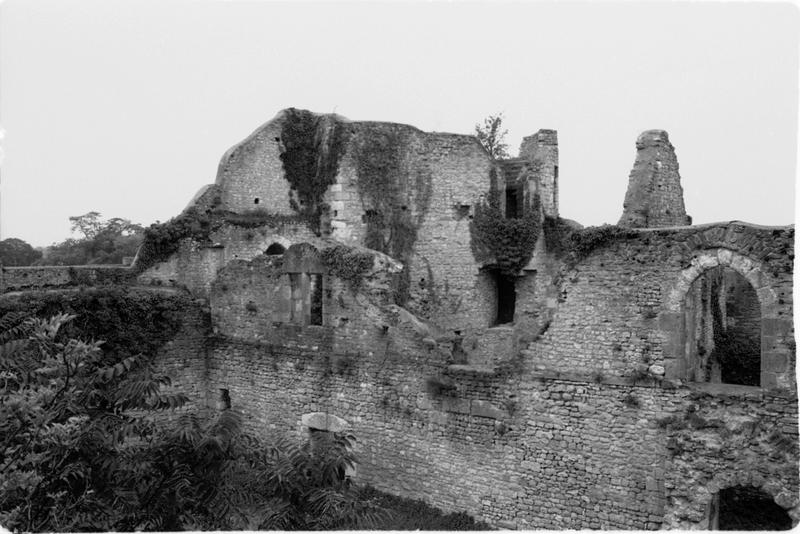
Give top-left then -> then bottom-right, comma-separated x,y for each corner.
525,223 -> 794,391
214,112 -> 296,215
136,221 -> 315,296
618,130 -> 691,228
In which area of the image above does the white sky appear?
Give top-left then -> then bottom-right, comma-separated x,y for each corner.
1,0 -> 797,247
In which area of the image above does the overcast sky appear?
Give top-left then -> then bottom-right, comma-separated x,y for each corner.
1,0 -> 797,247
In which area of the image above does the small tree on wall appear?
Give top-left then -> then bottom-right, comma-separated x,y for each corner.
475,113 -> 510,160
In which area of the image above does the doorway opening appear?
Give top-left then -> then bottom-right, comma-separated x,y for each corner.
709,485 -> 791,530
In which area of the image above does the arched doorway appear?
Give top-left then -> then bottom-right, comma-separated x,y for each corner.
659,249 -> 792,389
684,266 -> 761,386
709,485 -> 792,530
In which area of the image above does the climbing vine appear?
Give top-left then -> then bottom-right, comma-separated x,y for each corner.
353,126 -> 432,305
279,108 -> 349,234
470,190 -> 541,275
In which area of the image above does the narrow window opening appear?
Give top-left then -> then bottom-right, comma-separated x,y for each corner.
218,388 -> 231,410
505,187 -> 520,219
289,273 -> 303,323
309,274 -> 323,326
494,272 -> 516,325
254,197 -> 260,205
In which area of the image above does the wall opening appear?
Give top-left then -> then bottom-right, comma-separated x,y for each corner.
505,187 -> 520,219
494,271 -> 516,325
218,388 -> 231,410
254,197 -> 260,205
708,486 -> 792,530
684,266 -> 761,386
309,274 -> 323,326
265,243 -> 286,255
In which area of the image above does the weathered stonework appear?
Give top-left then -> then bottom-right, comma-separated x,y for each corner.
7,111 -> 795,530
619,130 -> 691,228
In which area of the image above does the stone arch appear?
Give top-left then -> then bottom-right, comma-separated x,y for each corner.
659,249 -> 791,388
703,472 -> 800,529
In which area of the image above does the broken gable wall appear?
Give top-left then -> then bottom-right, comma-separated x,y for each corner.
213,111 -> 498,333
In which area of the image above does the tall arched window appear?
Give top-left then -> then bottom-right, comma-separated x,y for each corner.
684,266 -> 761,386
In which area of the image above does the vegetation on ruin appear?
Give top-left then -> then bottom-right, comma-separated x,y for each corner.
543,217 -> 638,267
134,207 -> 301,274
278,108 -> 350,234
0,312 -> 390,531
470,189 -> 541,275
320,245 -> 374,291
353,127 -> 432,306
474,113 -> 509,159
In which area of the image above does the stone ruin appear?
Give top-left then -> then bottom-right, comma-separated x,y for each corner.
1,108 -> 796,529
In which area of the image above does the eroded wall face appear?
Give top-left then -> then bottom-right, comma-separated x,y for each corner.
519,129 -> 559,218
215,118 -> 296,215
618,130 -> 691,228
213,112 -> 498,333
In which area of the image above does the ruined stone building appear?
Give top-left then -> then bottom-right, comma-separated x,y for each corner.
1,109 -> 796,529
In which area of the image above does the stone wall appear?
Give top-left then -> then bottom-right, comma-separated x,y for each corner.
525,222 -> 794,390
1,265 -> 131,293
208,110 -> 502,333
136,221 -> 315,296
214,111 -> 296,216
198,218 -> 796,529
519,129 -> 559,218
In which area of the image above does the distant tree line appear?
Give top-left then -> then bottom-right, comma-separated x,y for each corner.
0,212 -> 144,267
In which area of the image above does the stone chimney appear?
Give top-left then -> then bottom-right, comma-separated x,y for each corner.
618,130 -> 691,228
519,129 -> 558,218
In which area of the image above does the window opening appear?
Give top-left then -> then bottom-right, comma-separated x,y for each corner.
494,272 -> 516,325
309,274 -> 323,326
505,187 -> 520,219
254,197 -> 260,205
289,273 -> 303,323
218,388 -> 231,410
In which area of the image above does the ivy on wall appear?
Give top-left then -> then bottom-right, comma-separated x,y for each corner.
278,109 -> 350,234
320,245 -> 374,291
469,189 -> 542,275
353,127 -> 432,305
